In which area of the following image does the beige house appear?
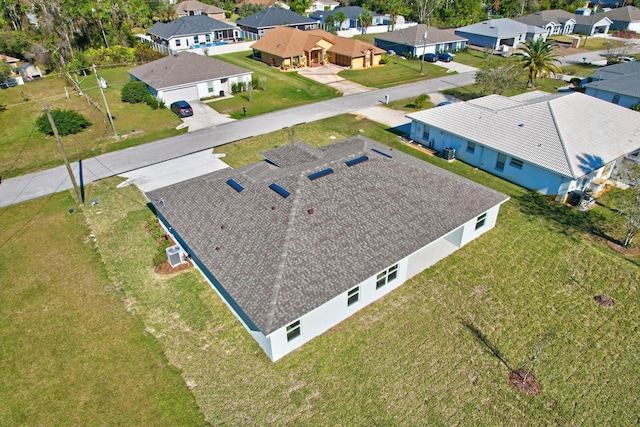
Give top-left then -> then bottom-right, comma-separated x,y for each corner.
172,0 -> 226,20
251,26 -> 385,70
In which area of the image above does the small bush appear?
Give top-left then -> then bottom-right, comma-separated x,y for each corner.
414,93 -> 430,109
144,94 -> 161,109
36,109 -> 91,136
632,102 -> 640,112
380,54 -> 388,65
121,81 -> 150,103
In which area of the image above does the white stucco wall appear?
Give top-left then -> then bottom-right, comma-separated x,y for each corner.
266,203 -> 504,361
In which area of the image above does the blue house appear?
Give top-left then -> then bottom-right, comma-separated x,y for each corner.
584,62 -> 640,109
310,6 -> 384,30
407,91 -> 640,201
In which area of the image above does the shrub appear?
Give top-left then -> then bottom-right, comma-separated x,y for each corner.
144,94 -> 161,109
121,81 -> 150,103
632,102 -> 640,112
85,46 -> 136,66
380,54 -> 388,65
36,109 -> 91,136
414,93 -> 430,109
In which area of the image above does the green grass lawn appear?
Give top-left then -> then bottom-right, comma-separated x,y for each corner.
453,48 -> 510,68
560,63 -> 600,77
442,75 -> 568,102
551,35 -> 612,50
0,68 -> 185,178
339,55 -> 451,88
70,115 -> 640,425
0,191 -> 206,425
385,95 -> 435,112
210,51 -> 341,118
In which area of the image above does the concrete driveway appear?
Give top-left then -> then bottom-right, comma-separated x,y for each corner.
298,65 -> 371,95
179,101 -> 235,132
434,59 -> 478,74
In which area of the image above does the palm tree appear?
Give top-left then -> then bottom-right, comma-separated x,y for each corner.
515,38 -> 561,88
358,10 -> 373,34
334,10 -> 347,31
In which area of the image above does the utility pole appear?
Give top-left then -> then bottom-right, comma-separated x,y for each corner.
92,64 -> 118,138
43,103 -> 83,205
419,30 -> 428,74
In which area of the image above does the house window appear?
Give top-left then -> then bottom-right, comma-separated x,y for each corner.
466,141 -> 476,154
376,264 -> 398,289
422,127 -> 430,142
475,213 -> 487,230
194,35 -> 199,44
495,153 -> 506,172
206,34 -> 211,42
175,39 -> 181,47
347,286 -> 359,306
612,95 -> 620,104
286,320 -> 301,342
207,81 -> 214,93
510,158 -> 523,169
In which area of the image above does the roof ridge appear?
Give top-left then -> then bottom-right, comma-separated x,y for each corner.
263,173 -> 305,333
547,98 -> 576,179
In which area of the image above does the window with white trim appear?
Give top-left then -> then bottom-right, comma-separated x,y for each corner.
286,320 -> 301,342
347,286 -> 359,306
422,127 -> 430,142
495,153 -> 506,172
206,34 -> 211,42
475,213 -> 487,230
510,158 -> 523,169
194,35 -> 199,44
207,81 -> 214,93
376,264 -> 398,289
175,39 -> 181,47
466,141 -> 476,154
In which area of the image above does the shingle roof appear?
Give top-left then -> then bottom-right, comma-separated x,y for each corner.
128,51 -> 251,90
237,8 -> 316,29
374,24 -> 468,46
173,0 -> 224,16
455,18 -> 547,37
513,9 -> 576,27
407,92 -> 640,179
146,136 -> 508,335
572,12 -> 612,25
250,26 -> 384,58
148,15 -> 235,39
310,6 -> 383,21
584,62 -> 640,99
604,5 -> 640,22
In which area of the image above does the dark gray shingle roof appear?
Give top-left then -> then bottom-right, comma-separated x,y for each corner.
147,136 -> 508,335
585,61 -> 640,99
374,24 -> 467,46
148,15 -> 235,39
236,8 -> 316,29
128,51 -> 251,90
310,6 -> 382,21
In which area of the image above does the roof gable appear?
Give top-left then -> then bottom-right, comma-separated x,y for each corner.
146,136 -> 508,335
128,51 -> 251,90
604,5 -> 640,22
407,92 -> 640,179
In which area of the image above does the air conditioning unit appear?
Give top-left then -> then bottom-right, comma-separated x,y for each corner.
442,147 -> 456,161
166,245 -> 184,267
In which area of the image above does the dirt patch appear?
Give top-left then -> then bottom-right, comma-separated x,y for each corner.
509,369 -> 542,396
606,240 -> 640,256
593,294 -> 614,308
154,259 -> 192,275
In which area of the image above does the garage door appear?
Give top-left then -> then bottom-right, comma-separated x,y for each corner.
162,86 -> 199,105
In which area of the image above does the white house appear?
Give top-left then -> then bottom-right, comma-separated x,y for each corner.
514,10 -> 576,36
374,24 -> 468,57
306,0 -> 339,13
147,15 -> 240,51
584,62 -> 640,108
454,18 -> 547,51
146,136 -> 509,361
407,91 -> 640,201
128,51 -> 252,104
604,5 -> 640,32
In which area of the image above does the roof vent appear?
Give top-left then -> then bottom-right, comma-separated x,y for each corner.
345,155 -> 369,167
269,183 -> 291,198
226,179 -> 244,192
307,168 -> 334,180
307,208 -> 314,214
371,148 -> 392,158
518,123 -> 525,127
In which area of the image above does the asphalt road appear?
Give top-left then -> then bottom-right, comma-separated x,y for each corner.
0,71 -> 476,208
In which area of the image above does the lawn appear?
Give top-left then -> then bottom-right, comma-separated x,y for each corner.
550,35 -> 612,50
210,51 -> 341,118
338,55 -> 451,88
72,115 -> 640,425
0,68 -> 185,178
0,191 -> 206,425
442,75 -> 568,102
453,48 -> 510,68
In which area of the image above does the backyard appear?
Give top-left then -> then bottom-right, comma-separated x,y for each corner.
3,114 -> 638,425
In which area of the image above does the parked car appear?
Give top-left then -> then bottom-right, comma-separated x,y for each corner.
437,52 -> 454,62
0,78 -> 18,89
422,53 -> 438,62
619,56 -> 637,62
170,100 -> 193,118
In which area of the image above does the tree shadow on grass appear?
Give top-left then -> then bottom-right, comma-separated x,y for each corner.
515,191 -> 615,243
461,318 -> 513,372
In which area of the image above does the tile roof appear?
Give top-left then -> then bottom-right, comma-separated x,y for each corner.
455,18 -> 547,38
374,24 -> 468,46
148,15 -> 236,39
584,62 -> 640,99
128,51 -> 251,90
407,91 -> 640,179
173,0 -> 224,15
237,8 -> 316,29
0,54 -> 19,63
251,26 -> 384,58
146,136 -> 508,335
604,5 -> 640,22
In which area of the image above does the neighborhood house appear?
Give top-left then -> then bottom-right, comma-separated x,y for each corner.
146,136 -> 509,361
407,91 -> 640,202
374,24 -> 468,57
583,62 -> 640,108
147,15 -> 241,51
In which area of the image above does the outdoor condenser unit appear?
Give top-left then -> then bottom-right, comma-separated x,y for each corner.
166,245 -> 184,267
442,147 -> 455,161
